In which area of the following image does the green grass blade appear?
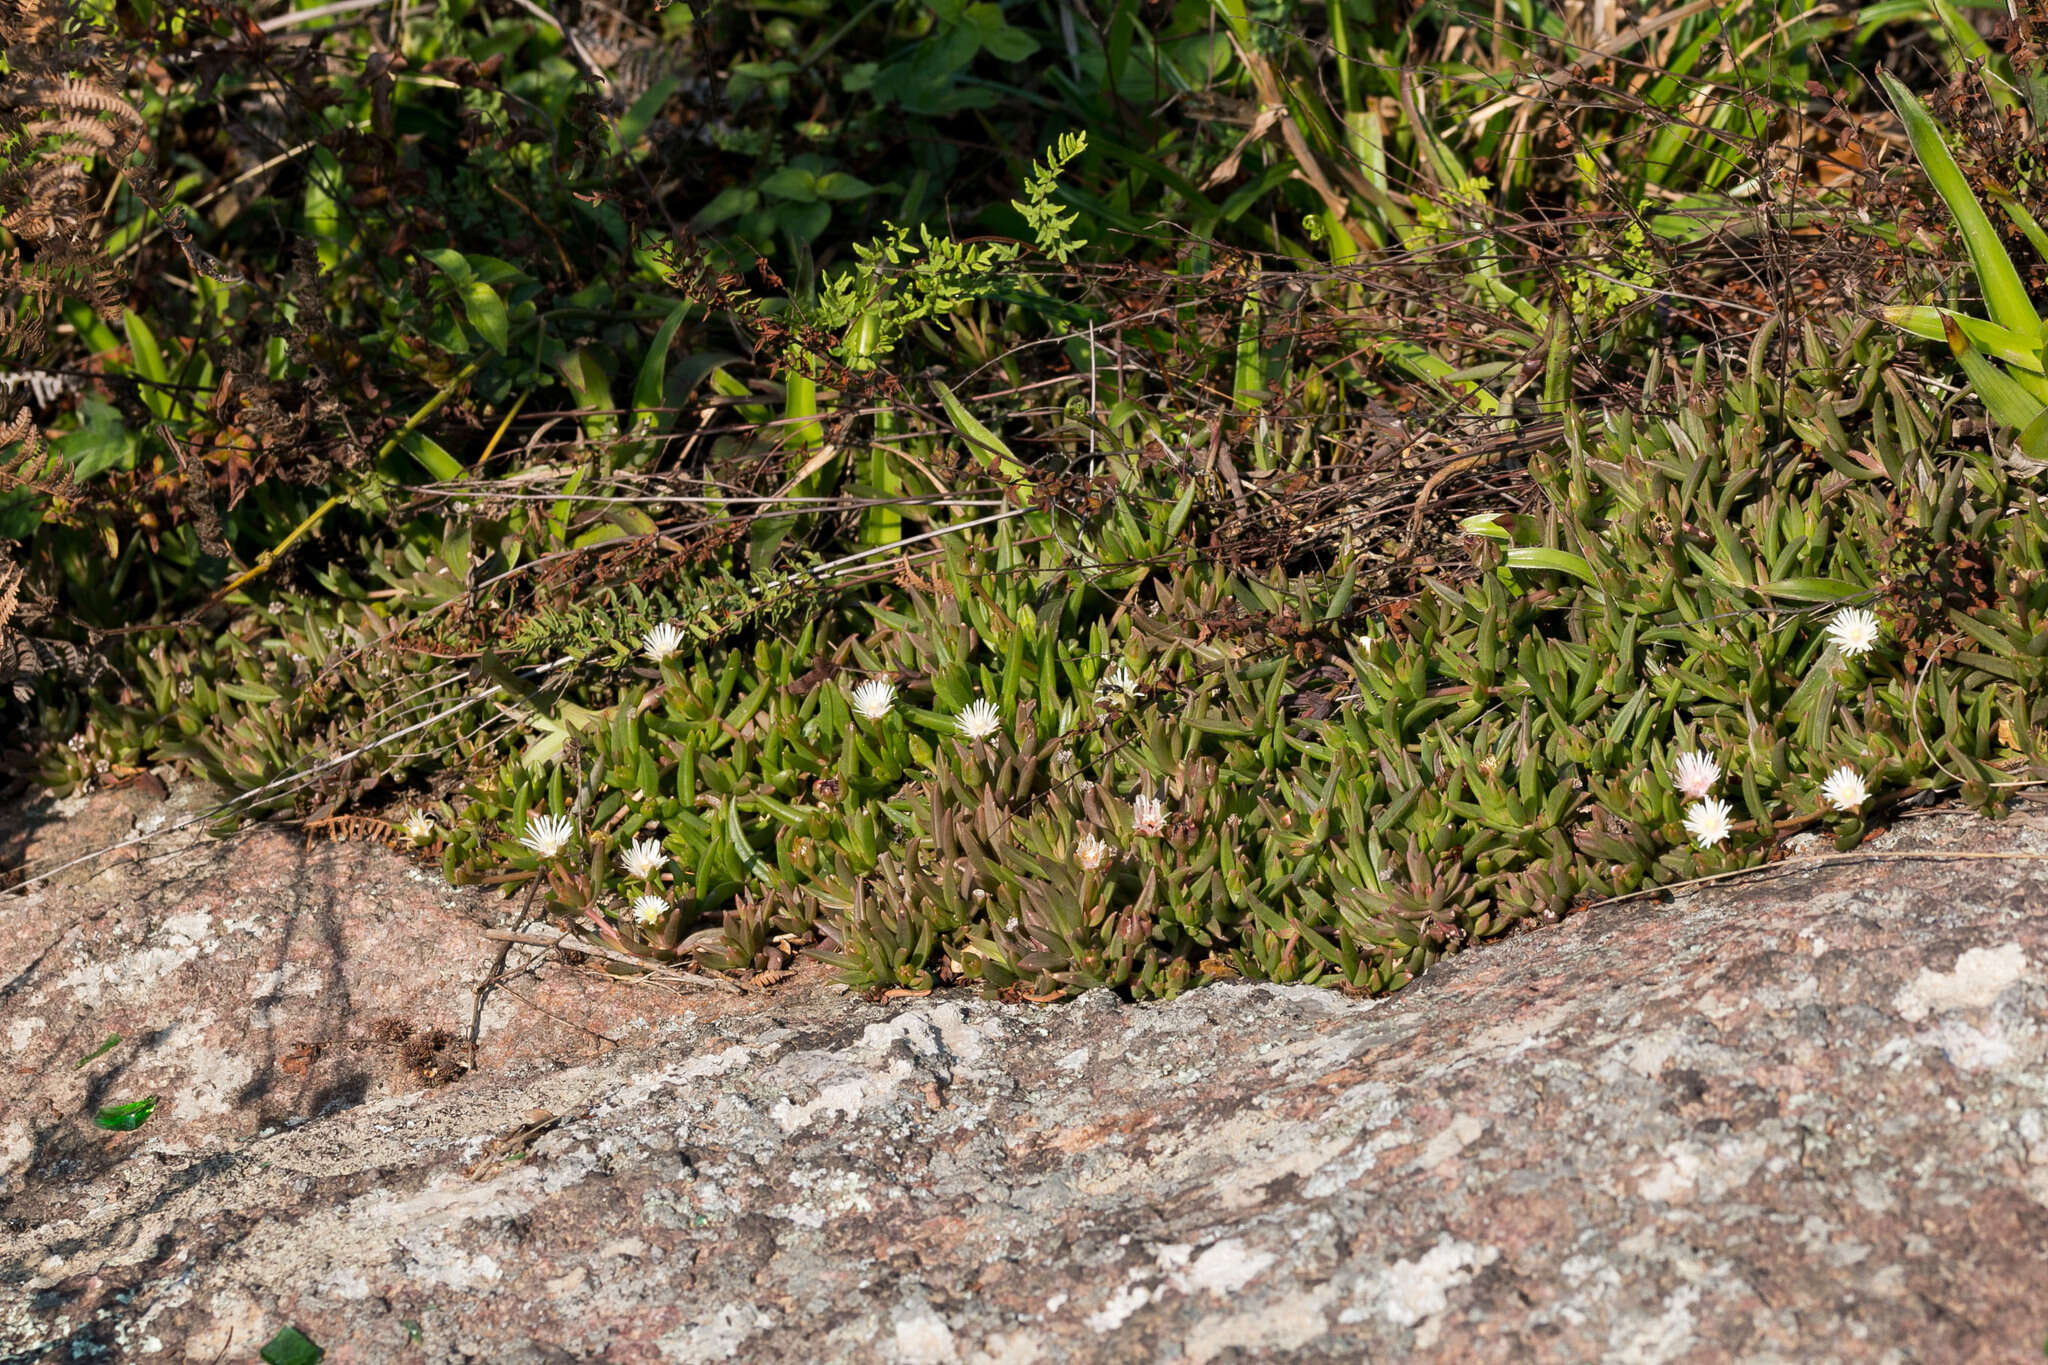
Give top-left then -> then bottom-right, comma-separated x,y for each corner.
1942,314 -> 2048,431
1881,305 -> 2043,372
1984,181 -> 2048,261
1879,70 -> 2040,345
933,380 -> 1032,494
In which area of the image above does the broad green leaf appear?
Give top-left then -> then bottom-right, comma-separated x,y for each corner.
420,247 -> 475,288
1233,294 -> 1264,412
781,369 -> 824,452
57,395 -> 139,480
1459,511 -> 1544,542
123,313 -> 173,420
572,520 -> 630,548
859,446 -> 902,547
522,714 -> 571,770
614,75 -> 683,149
462,254 -> 529,286
604,504 -> 659,536
555,349 -> 617,440
122,312 -> 169,385
812,172 -> 878,201
708,366 -> 769,423
981,23 -> 1038,61
399,431 -> 465,482
773,201 -> 831,245
424,251 -> 508,353
458,282 -> 509,354
0,489 -> 44,540
549,464 -> 585,545
301,146 -> 347,272
630,301 -> 692,434
759,167 -> 819,202
693,186 -> 759,227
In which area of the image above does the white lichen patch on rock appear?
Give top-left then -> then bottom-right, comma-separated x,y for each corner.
1363,1235 -> 1500,1328
658,1304 -> 778,1363
1892,941 -> 2030,1021
891,1300 -> 959,1364
149,1010 -> 257,1117
1163,1238 -> 1276,1299
770,1077 -> 872,1133
781,1165 -> 883,1228
963,1331 -> 1044,1365
1083,1282 -> 1154,1333
1633,1135 -> 1770,1205
1416,1113 -> 1488,1170
50,909 -> 216,1006
1180,1285 -> 1336,1364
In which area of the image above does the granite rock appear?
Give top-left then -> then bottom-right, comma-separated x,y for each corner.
5,781 -> 2048,1362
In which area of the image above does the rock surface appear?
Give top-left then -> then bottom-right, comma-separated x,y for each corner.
5,781 -> 2048,1363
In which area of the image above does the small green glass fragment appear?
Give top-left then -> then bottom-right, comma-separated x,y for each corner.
92,1096 -> 157,1132
74,1034 -> 121,1068
259,1325 -> 324,1365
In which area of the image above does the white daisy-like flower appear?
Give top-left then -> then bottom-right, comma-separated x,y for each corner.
955,699 -> 1003,742
1132,794 -> 1166,838
1671,751 -> 1721,801
1095,664 -> 1141,704
849,678 -> 896,720
631,893 -> 670,928
1075,831 -> 1115,871
641,621 -> 686,664
616,837 -> 666,881
1825,606 -> 1883,659
401,810 -> 436,845
1820,765 -> 1869,813
1682,797 -> 1735,849
518,813 -> 576,859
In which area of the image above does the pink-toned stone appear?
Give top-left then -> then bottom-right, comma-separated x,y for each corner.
5,780 -> 2048,1363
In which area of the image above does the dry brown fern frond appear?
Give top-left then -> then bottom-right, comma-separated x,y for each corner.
302,814 -> 403,848
21,112 -> 121,151
2,632 -> 110,703
0,1 -> 139,363
0,77 -> 147,246
0,403 -> 72,501
0,406 -> 47,471
14,76 -> 145,133
2,243 -> 122,323
0,0 -> 69,45
0,298 -> 50,362
0,556 -> 112,705
0,558 -> 22,636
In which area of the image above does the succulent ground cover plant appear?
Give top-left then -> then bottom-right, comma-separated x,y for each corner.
2,0 -> 2046,1000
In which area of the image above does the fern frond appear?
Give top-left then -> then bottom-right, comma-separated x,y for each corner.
19,77 -> 146,131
